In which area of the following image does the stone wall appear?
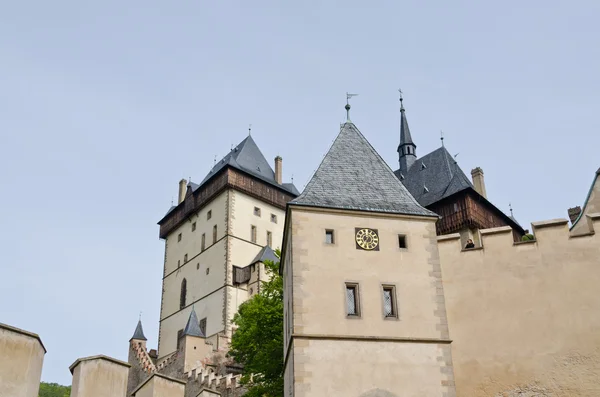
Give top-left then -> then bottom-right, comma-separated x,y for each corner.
438,214 -> 600,396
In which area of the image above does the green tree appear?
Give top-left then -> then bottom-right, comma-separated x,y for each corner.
39,382 -> 71,397
229,250 -> 284,397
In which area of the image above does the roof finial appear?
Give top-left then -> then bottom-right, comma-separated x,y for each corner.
440,130 -> 444,147
171,197 -> 173,206
509,203 -> 514,216
213,155 -> 217,166
346,92 -> 358,122
248,124 -> 252,136
291,174 -> 294,183
139,311 -> 142,321
398,88 -> 404,111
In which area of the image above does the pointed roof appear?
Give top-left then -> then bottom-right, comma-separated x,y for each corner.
250,246 -> 279,265
183,307 -> 204,337
398,104 -> 415,149
130,320 -> 147,341
396,146 -> 473,207
291,122 -> 437,217
198,135 -> 298,195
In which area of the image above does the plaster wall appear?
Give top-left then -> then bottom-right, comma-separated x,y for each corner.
133,375 -> 185,397
230,190 -> 285,250
0,324 -> 45,397
292,339 -> 451,397
439,218 -> 600,396
70,358 -> 129,397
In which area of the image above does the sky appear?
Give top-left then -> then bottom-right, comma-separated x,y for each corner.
1,0 -> 599,386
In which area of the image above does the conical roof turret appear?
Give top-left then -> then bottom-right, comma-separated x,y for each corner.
130,320 -> 147,341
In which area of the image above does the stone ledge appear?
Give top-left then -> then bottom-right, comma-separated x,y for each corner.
586,212 -> 600,221
291,333 -> 452,344
437,233 -> 461,242
513,240 -> 536,246
480,226 -> 513,236
69,354 -> 131,374
531,218 -> 569,229
461,246 -> 483,252
0,322 -> 46,353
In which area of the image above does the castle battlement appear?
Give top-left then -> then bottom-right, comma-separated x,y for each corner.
131,341 -> 157,373
437,212 -> 599,252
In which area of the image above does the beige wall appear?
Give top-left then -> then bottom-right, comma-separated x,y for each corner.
230,190 -> 285,250
0,323 -> 45,397
70,356 -> 129,397
439,217 -> 600,396
284,207 -> 455,397
132,374 -> 185,397
571,171 -> 600,236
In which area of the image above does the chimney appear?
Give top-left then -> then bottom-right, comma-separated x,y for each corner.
471,167 -> 487,199
274,156 -> 282,184
178,179 -> 187,204
568,206 -> 582,224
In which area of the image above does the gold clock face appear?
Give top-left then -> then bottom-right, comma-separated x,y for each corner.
355,228 -> 379,250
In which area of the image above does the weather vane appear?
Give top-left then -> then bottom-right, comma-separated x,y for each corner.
345,92 -> 358,121
398,88 -> 404,109
248,124 -> 252,136
441,130 -> 444,147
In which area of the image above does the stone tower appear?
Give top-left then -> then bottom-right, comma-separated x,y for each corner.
281,120 -> 456,396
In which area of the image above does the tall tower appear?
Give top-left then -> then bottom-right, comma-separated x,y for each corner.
281,118 -> 456,396
156,135 -> 298,359
397,94 -> 416,174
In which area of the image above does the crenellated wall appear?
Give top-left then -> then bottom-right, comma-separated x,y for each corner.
438,213 -> 600,396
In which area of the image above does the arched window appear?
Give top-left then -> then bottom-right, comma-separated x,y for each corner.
180,278 -> 187,309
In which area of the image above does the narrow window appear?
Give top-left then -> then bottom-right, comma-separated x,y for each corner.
201,233 -> 206,251
206,267 -> 210,275
345,283 -> 360,317
199,318 -> 207,336
184,254 -> 188,263
382,285 -> 398,318
398,235 -> 407,249
180,278 -> 187,309
254,207 -> 261,217
270,214 -> 277,223
213,225 -> 217,244
251,225 -> 257,243
178,260 -> 181,268
325,230 -> 335,244
176,329 -> 184,349
178,233 -> 182,242
267,231 -> 272,247
197,263 -> 199,270
192,222 -> 196,232
207,210 -> 212,220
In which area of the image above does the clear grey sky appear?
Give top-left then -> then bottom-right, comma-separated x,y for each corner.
1,0 -> 598,385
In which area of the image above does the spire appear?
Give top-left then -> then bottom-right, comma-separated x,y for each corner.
397,89 -> 417,173
182,307 -> 204,337
130,319 -> 147,341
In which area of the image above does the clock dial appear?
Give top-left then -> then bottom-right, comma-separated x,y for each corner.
355,228 -> 379,250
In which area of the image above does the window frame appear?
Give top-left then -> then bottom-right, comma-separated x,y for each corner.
192,222 -> 196,232
201,233 -> 206,251
398,234 -> 408,249
270,214 -> 277,223
325,229 -> 335,245
251,225 -> 257,243
213,225 -> 217,244
254,207 -> 261,217
267,231 -> 272,247
207,210 -> 212,220
344,282 -> 361,318
381,284 -> 398,319
199,318 -> 207,336
178,233 -> 182,242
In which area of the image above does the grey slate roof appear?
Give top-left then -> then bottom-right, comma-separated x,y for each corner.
291,122 -> 437,217
198,135 -> 298,195
250,246 -> 279,265
398,107 -> 415,148
183,307 -> 204,337
130,320 -> 147,341
395,146 -> 474,207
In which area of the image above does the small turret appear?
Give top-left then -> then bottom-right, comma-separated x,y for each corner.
179,307 -> 211,372
183,307 -> 205,337
130,319 -> 147,342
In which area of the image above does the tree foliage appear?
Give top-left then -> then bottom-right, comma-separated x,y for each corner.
229,249 -> 284,397
39,382 -> 71,397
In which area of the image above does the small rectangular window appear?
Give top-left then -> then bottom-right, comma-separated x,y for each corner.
184,254 -> 188,262
270,214 -> 277,223
382,285 -> 397,318
345,283 -> 360,317
201,234 -> 206,251
207,210 -> 212,220
176,329 -> 184,349
199,318 -> 207,336
251,225 -> 257,243
267,231 -> 272,247
178,233 -> 182,242
178,260 -> 181,268
254,207 -> 261,217
213,225 -> 217,244
325,230 -> 335,244
192,222 -> 196,231
398,235 -> 407,249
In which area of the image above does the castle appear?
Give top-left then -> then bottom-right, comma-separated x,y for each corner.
1,98 -> 599,397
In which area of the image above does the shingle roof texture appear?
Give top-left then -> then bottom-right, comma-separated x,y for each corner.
249,246 -> 279,265
183,307 -> 204,337
291,122 -> 437,217
130,320 -> 147,341
396,146 -> 474,207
